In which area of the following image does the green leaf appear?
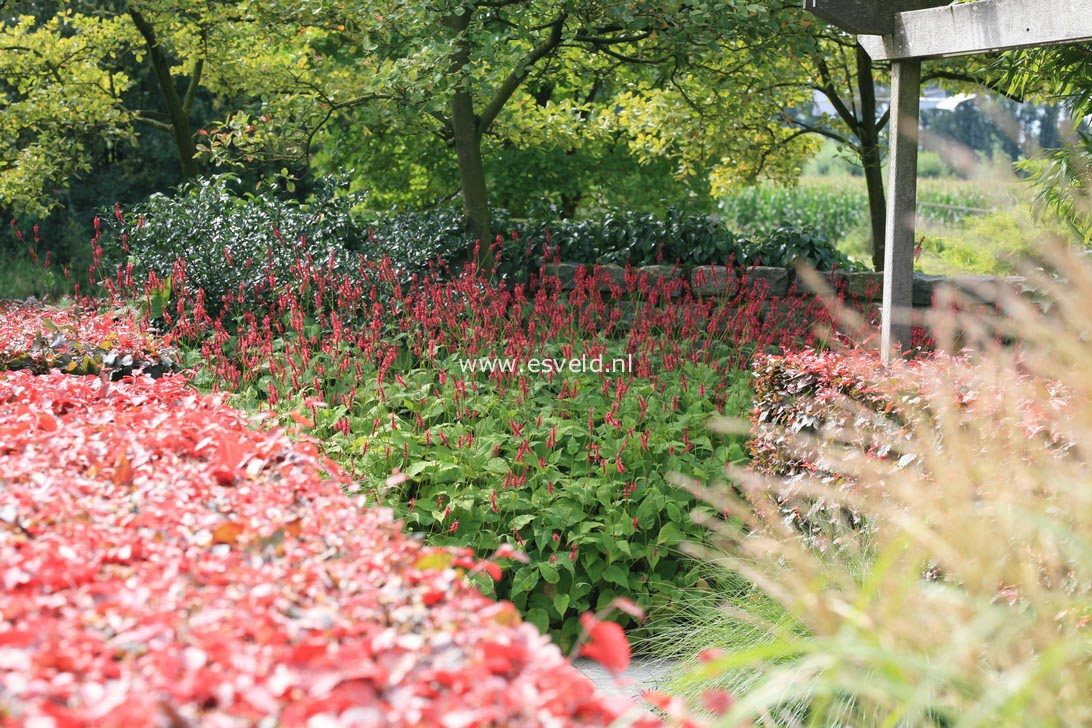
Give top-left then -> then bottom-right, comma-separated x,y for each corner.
509,567 -> 540,598
657,522 -> 684,546
403,460 -> 432,477
539,561 -> 560,584
484,457 -> 509,474
511,514 -> 536,530
603,564 -> 629,587
524,608 -> 549,634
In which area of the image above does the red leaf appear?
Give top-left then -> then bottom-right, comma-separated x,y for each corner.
480,561 -> 501,581
289,411 -> 313,428
217,434 -> 248,471
212,520 -> 245,546
578,613 -> 630,673
37,412 -> 59,432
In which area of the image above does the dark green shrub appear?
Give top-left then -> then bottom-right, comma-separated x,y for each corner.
100,177 -> 854,316
99,175 -> 365,308
544,210 -> 737,267
542,216 -> 854,270
359,206 -> 531,278
739,227 -> 856,270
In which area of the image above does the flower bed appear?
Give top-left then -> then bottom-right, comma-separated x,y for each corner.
0,302 -> 177,377
0,364 -> 652,726
148,251 -> 794,646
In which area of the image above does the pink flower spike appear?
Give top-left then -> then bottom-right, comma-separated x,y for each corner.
493,543 -> 530,563
702,689 -> 735,716
609,597 -> 646,622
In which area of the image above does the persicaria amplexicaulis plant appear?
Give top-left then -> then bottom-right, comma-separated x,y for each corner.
91,210 -> 848,646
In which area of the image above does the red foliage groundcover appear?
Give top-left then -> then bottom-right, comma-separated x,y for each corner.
0,303 -> 176,377
0,367 -> 652,726
0,303 -> 156,354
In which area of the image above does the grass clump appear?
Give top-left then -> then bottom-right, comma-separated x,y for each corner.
670,242 -> 1092,726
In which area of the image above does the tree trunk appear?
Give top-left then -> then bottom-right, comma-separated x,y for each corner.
856,44 -> 887,271
128,9 -> 198,180
443,11 -> 493,272
451,95 -> 493,270
861,145 -> 887,270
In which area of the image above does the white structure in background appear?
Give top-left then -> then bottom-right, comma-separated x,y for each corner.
804,0 -> 1092,360
811,89 -> 975,117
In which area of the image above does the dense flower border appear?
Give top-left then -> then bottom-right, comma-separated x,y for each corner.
0,363 -> 653,726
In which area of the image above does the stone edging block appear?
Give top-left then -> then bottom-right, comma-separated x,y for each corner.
547,261 -> 1027,309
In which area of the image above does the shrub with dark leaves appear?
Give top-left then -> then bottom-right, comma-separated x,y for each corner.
98,175 -> 364,311
738,227 -> 855,270
100,177 -> 856,313
748,348 -> 931,535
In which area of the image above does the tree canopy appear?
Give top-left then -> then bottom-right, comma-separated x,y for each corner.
3,0 -> 1086,265
189,0 -> 819,263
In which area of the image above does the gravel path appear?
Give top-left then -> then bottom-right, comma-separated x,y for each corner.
574,657 -> 679,700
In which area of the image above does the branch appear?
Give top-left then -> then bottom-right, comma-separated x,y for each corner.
573,29 -> 653,47
814,55 -> 860,135
422,107 -> 453,132
183,57 -> 203,115
134,115 -> 174,133
785,115 -> 855,148
328,92 -> 395,111
754,127 -> 814,177
921,70 -> 1026,103
182,26 -> 207,116
877,108 -> 891,132
478,12 -> 567,132
592,44 -> 670,65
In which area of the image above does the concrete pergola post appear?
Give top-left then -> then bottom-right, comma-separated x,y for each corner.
881,59 -> 920,359
804,0 -> 1092,361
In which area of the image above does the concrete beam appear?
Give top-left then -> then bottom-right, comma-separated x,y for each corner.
859,0 -> 1092,60
803,0 -> 950,36
881,59 -> 921,361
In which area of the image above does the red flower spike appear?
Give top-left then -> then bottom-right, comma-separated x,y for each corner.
697,648 -> 725,663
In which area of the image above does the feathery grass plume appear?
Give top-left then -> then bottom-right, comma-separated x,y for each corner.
673,238 -> 1092,726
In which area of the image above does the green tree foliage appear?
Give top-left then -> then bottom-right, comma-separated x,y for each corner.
0,10 -> 137,216
200,0 -> 816,265
0,0 -> 251,217
999,46 -> 1092,242
683,3 -> 1007,270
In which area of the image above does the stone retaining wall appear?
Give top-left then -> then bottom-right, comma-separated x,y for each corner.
548,262 -> 1026,310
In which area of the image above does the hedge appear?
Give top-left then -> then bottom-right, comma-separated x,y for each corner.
747,347 -> 1065,536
